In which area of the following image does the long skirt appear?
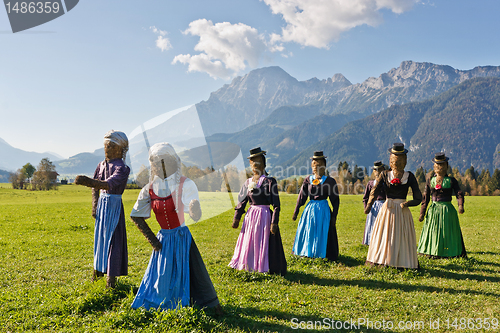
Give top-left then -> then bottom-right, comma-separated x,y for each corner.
292,199 -> 331,258
132,227 -> 191,310
366,198 -> 419,269
417,201 -> 467,258
363,200 -> 385,245
189,239 -> 220,308
94,193 -> 123,274
229,205 -> 287,275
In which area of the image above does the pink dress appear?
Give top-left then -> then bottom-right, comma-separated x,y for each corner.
229,176 -> 287,275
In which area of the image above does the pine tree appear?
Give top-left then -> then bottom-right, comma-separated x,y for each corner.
478,169 -> 491,187
489,169 -> 500,193
415,167 -> 426,184
464,166 -> 477,180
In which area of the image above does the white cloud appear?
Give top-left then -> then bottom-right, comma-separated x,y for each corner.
173,53 -> 233,79
262,0 -> 419,48
156,36 -> 171,52
171,0 -> 418,78
376,0 -> 417,13
150,26 -> 167,36
172,19 -> 270,79
150,26 -> 171,52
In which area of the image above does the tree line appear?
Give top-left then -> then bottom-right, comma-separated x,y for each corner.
182,162 -> 500,196
9,158 -> 58,190
278,162 -> 500,196
10,158 -> 497,196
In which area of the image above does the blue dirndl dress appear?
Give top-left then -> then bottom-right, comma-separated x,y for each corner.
132,178 -> 219,311
132,227 -> 192,310
92,158 -> 129,277
292,175 -> 339,260
362,179 -> 386,245
94,193 -> 123,272
363,200 -> 385,245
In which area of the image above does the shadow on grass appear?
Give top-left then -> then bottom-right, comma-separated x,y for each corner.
283,267 -> 500,298
76,280 -> 136,314
468,251 -> 500,256
419,256 -> 500,276
337,254 -> 366,267
465,253 -> 500,268
219,304 -> 400,333
218,266 -> 285,284
346,277 -> 500,298
287,253 -> 365,268
422,266 -> 500,283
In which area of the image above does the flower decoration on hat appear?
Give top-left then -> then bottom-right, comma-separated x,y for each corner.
435,184 -> 442,190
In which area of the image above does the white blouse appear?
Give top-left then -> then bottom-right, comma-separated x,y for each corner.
130,174 -> 199,220
388,170 -> 409,184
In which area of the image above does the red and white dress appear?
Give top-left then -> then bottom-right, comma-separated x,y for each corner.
130,174 -> 219,310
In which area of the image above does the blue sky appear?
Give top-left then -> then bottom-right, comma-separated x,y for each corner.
1,0 -> 500,159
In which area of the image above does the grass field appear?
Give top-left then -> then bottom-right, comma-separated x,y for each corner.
0,184 -> 499,332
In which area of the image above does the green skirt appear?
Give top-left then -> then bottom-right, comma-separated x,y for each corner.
417,201 -> 466,258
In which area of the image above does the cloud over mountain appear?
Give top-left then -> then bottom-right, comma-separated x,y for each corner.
170,0 -> 420,78
263,0 -> 419,48
172,19 -> 270,79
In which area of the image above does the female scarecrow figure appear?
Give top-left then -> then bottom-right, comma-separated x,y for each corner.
292,151 -> 339,261
130,142 -> 221,313
75,130 -> 130,288
362,161 -> 387,245
417,152 -> 467,258
229,147 -> 287,275
364,143 -> 422,269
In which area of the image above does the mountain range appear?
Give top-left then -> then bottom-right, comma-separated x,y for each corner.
198,60 -> 500,137
286,77 -> 500,174
3,60 -> 500,178
53,149 -> 104,175
202,61 -> 500,174
0,169 -> 10,182
196,66 -> 352,136
0,138 -> 63,173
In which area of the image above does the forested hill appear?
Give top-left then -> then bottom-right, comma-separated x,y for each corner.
0,169 -> 10,182
197,61 -> 500,137
285,77 -> 500,174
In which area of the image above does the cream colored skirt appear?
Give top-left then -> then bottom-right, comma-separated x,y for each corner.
366,198 -> 419,269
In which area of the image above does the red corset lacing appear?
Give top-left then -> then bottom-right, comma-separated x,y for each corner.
149,176 -> 186,230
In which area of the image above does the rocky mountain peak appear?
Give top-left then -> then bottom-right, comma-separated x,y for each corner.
331,73 -> 351,84
225,66 -> 296,89
197,61 -> 500,137
196,66 -> 352,136
363,61 -> 460,89
460,65 -> 500,82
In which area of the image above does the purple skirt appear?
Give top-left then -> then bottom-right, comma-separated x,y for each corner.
229,205 -> 271,273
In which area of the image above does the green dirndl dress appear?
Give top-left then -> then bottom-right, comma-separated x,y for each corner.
417,176 -> 466,258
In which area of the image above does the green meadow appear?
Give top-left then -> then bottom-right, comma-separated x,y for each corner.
0,184 -> 499,332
